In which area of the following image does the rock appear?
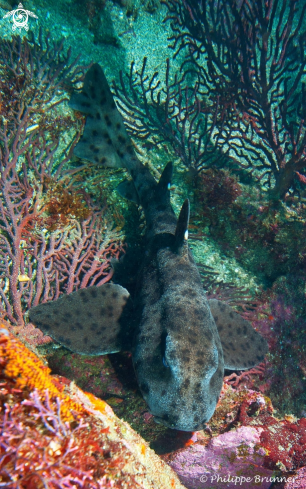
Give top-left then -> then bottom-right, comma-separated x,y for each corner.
169,426 -> 274,489
0,325 -> 186,489
283,467 -> 306,489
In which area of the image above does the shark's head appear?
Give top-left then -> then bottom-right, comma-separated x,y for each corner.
133,233 -> 225,431
135,310 -> 224,431
159,320 -> 224,431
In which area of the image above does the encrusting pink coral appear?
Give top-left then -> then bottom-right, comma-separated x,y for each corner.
169,426 -> 274,489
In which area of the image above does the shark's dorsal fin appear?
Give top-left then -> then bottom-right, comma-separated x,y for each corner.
156,161 -> 173,201
29,284 -> 134,355
174,199 -> 190,254
208,299 -> 269,370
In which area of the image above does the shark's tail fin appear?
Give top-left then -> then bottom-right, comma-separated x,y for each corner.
70,63 -> 161,205
70,64 -> 176,234
69,64 -> 137,171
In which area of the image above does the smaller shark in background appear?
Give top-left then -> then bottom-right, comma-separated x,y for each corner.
29,64 -> 268,431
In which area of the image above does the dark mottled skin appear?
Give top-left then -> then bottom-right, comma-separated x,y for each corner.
29,64 -> 268,431
133,238 -> 224,430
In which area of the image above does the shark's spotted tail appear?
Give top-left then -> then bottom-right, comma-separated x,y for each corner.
69,64 -> 177,237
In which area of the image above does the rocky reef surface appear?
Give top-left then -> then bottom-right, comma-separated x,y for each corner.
0,322 -> 185,488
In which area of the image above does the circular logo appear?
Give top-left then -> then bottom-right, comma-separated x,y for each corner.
200,475 -> 208,482
12,8 -> 28,30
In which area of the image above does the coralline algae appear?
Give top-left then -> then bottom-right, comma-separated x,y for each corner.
169,426 -> 274,489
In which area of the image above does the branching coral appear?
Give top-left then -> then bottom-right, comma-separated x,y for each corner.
163,0 -> 306,199
224,362 -> 266,388
1,396 -> 95,489
0,392 -> 144,488
40,177 -> 91,231
113,57 -> 225,174
0,32 -> 125,328
0,328 -> 139,488
0,28 -> 85,130
0,327 -> 82,419
253,278 -> 306,416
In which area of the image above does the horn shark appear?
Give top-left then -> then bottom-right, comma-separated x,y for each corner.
29,64 -> 268,431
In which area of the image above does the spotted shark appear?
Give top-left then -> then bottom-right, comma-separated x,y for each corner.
29,64 -> 268,431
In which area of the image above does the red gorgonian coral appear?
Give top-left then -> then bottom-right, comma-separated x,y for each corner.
0,32 -> 124,328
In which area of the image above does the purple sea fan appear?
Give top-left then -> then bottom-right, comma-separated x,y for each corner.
0,390 -> 118,488
113,57 -> 226,175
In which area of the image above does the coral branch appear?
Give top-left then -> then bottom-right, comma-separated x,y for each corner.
113,57 -> 225,174
163,0 -> 306,198
224,363 -> 266,388
0,33 -> 124,328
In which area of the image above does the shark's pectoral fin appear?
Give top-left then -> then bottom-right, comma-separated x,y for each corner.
208,299 -> 268,370
174,199 -> 190,254
28,284 -> 134,355
117,179 -> 140,204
